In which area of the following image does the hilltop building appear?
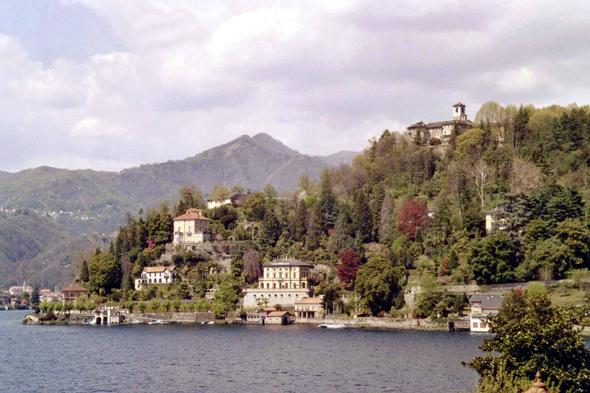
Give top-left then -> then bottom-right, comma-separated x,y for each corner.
9,282 -> 33,295
173,208 -> 211,246
407,103 -> 473,143
135,266 -> 176,289
242,258 -> 312,308
206,191 -> 250,209
469,293 -> 503,333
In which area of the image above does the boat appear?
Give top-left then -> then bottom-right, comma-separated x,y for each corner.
201,321 -> 215,325
319,323 -> 346,329
148,319 -> 167,325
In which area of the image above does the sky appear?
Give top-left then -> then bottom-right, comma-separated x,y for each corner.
1,0 -> 589,173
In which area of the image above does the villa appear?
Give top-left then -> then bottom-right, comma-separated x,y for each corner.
61,284 -> 89,306
295,297 -> 324,319
242,258 -> 312,308
469,293 -> 504,332
135,266 -> 176,289
406,103 -> 473,144
173,208 -> 211,246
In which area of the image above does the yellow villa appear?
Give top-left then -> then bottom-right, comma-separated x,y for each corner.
243,258 -> 312,308
173,208 -> 211,246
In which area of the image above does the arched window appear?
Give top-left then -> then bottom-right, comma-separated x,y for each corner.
159,278 -> 162,283
149,279 -> 152,283
285,283 -> 289,289
302,282 -> 306,288
267,283 -> 270,289
273,283 -> 276,289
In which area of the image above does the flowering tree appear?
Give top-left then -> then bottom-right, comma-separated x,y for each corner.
396,198 -> 429,239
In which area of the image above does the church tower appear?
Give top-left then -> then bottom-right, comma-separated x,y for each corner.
453,102 -> 467,121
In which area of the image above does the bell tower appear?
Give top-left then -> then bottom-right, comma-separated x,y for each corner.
453,102 -> 467,121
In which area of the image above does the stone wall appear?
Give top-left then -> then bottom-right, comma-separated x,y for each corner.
125,312 -> 213,323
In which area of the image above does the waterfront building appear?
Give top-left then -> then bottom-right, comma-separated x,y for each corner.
173,208 -> 211,246
242,258 -> 312,308
295,297 -> 324,319
135,266 -> 176,289
469,293 -> 503,332
265,311 -> 292,325
61,284 -> 89,306
406,102 -> 473,144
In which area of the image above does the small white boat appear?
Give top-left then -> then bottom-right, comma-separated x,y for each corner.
319,323 -> 346,329
201,321 -> 215,325
130,320 -> 143,324
149,319 -> 167,325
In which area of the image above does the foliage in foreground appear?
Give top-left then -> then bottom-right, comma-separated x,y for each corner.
464,290 -> 590,393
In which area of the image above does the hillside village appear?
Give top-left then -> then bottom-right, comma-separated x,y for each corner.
10,100 -> 590,334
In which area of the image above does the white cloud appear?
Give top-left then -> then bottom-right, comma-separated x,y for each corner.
1,0 -> 590,172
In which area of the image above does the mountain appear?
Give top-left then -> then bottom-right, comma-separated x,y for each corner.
0,133 -> 359,287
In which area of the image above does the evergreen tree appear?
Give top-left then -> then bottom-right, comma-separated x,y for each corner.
371,182 -> 385,241
260,210 -> 281,247
306,206 -> 323,250
328,206 -> 354,253
353,191 -> 372,244
30,287 -> 40,306
295,199 -> 308,242
79,260 -> 89,282
317,168 -> 338,231
108,241 -> 115,255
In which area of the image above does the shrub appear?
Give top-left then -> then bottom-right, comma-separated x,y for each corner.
46,310 -> 56,320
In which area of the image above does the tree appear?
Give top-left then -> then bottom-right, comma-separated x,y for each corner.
337,249 -> 361,285
470,160 -> 491,211
162,299 -> 171,312
64,301 -> 74,314
464,291 -> 590,393
213,279 -> 239,319
231,185 -> 245,194
172,299 -> 181,312
469,231 -> 520,284
243,248 -> 262,284
260,210 -> 281,247
30,287 -> 40,306
177,282 -> 190,300
21,292 -> 30,301
79,260 -> 89,282
328,206 -> 354,253
149,300 -> 160,313
88,252 -> 122,295
298,174 -> 316,195
209,183 -> 230,202
75,301 -> 86,314
355,253 -> 406,315
39,301 -> 48,313
125,301 -> 135,314
86,301 -> 96,312
294,199 -> 308,242
53,302 -> 63,314
317,168 -> 338,230
137,301 -> 147,314
353,191 -> 372,244
396,198 -> 428,239
243,192 -> 266,221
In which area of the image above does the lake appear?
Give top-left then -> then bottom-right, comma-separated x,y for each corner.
1,310 -> 488,392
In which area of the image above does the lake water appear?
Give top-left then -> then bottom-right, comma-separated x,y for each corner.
1,310 -> 488,392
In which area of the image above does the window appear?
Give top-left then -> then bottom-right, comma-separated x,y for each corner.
273,283 -> 276,289
273,273 -> 276,278
302,282 -> 306,288
266,283 -> 270,289
473,322 -> 479,329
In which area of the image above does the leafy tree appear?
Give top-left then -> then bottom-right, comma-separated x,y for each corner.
213,278 -> 239,319
39,301 -> 48,313
53,302 -> 63,314
137,301 -> 147,313
79,260 -> 89,282
162,299 -> 171,312
86,301 -> 96,312
336,249 -> 361,285
209,183 -> 230,201
177,282 -> 190,300
21,292 -> 30,301
260,210 -> 281,247
263,184 -> 278,200
355,253 -> 406,315
243,192 -> 266,221
125,301 -> 135,314
149,299 -> 160,313
464,291 -> 590,393
74,301 -> 86,314
469,231 -> 520,284
298,174 -> 316,195
171,299 -> 181,312
396,198 -> 428,239
88,252 -> 122,295
64,301 -> 74,314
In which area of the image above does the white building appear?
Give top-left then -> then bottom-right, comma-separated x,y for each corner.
469,293 -> 503,333
9,282 -> 33,295
243,259 -> 312,308
206,193 -> 246,210
135,266 -> 176,290
173,208 -> 211,246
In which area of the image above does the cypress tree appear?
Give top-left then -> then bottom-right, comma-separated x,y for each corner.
80,260 -> 90,282
295,199 -> 308,242
353,191 -> 372,244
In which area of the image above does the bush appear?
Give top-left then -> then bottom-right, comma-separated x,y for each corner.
581,317 -> 590,327
46,310 -> 56,320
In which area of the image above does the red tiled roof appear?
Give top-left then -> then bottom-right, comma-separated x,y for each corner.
295,298 -> 323,305
173,208 -> 211,221
144,266 -> 174,273
267,311 -> 289,317
61,284 -> 88,292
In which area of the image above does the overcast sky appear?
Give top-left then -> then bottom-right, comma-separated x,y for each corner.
0,0 -> 588,172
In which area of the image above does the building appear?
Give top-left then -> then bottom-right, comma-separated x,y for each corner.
406,103 -> 473,144
173,208 -> 211,246
265,311 -> 292,325
295,297 -> 324,319
61,284 -> 89,306
485,207 -> 506,235
242,258 -> 312,308
206,192 -> 247,209
9,283 -> 33,295
135,266 -> 176,289
469,293 -> 504,332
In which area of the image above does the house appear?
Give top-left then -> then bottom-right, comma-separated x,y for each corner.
61,284 -> 89,306
295,297 -> 324,319
135,266 -> 176,289
207,192 -> 248,209
242,258 -> 312,308
407,103 -> 473,144
485,207 -> 506,235
0,291 -> 9,305
469,293 -> 504,332
265,311 -> 292,325
173,208 -> 211,246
